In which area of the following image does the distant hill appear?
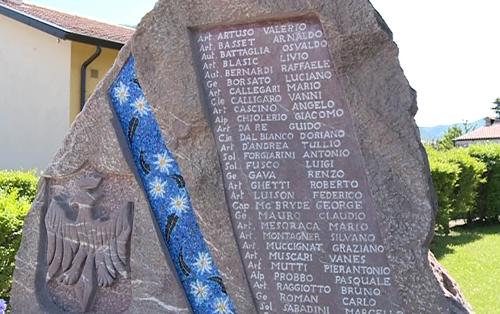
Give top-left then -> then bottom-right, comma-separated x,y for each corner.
419,119 -> 486,142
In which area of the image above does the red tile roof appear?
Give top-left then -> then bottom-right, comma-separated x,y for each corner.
0,0 -> 134,46
455,123 -> 500,141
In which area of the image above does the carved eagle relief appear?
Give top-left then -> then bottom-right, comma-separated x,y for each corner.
45,174 -> 133,312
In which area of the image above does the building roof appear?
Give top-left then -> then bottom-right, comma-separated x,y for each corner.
454,123 -> 500,141
0,0 -> 134,49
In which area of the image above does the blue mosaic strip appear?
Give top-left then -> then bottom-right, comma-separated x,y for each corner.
108,57 -> 236,314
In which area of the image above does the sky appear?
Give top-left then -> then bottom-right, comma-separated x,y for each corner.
370,0 -> 500,127
25,0 -> 500,127
24,0 -> 157,26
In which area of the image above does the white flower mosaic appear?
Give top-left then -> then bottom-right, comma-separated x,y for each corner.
213,297 -> 232,314
190,279 -> 209,303
149,177 -> 167,199
194,251 -> 212,275
114,81 -> 129,104
153,151 -> 174,173
170,194 -> 189,215
131,95 -> 151,117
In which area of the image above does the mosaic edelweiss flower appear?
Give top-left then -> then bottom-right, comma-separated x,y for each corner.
114,81 -> 130,104
149,177 -> 167,199
190,279 -> 209,303
170,194 -> 189,214
131,95 -> 151,117
213,297 -> 232,314
153,151 -> 174,173
194,251 -> 212,275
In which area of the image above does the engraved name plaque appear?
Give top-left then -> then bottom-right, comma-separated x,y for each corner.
191,15 -> 404,314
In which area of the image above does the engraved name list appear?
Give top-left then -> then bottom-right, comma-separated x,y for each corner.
191,15 -> 404,314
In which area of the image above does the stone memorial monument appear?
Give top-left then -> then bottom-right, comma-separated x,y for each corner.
11,0 -> 472,313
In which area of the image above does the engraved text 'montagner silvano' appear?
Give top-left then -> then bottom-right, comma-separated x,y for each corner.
191,15 -> 405,314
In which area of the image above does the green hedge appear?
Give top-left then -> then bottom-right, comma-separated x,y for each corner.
427,144 -> 500,234
445,149 -> 486,220
428,151 -> 460,234
468,145 -> 500,221
0,171 -> 37,301
0,170 -> 38,202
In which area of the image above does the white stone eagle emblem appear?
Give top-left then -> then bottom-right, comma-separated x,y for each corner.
45,174 -> 133,312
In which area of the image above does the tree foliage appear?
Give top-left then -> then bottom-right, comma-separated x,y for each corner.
492,98 -> 500,118
437,126 -> 463,150
461,120 -> 477,134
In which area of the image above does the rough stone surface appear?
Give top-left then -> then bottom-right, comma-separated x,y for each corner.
429,252 -> 473,313
11,0 -> 471,313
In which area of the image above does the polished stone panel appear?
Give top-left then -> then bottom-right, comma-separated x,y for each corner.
191,15 -> 403,314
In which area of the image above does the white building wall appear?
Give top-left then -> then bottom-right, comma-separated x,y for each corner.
455,139 -> 500,147
0,14 -> 71,170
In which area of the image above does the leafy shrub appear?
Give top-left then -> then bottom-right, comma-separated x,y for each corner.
0,171 -> 37,202
468,145 -> 500,221
444,149 -> 486,220
427,148 -> 460,233
427,147 -> 487,233
0,189 -> 31,301
0,170 -> 37,301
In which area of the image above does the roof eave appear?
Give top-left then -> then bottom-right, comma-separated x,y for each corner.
0,4 -> 125,50
455,137 -> 500,142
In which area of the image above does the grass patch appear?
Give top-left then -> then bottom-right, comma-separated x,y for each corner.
431,223 -> 500,314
